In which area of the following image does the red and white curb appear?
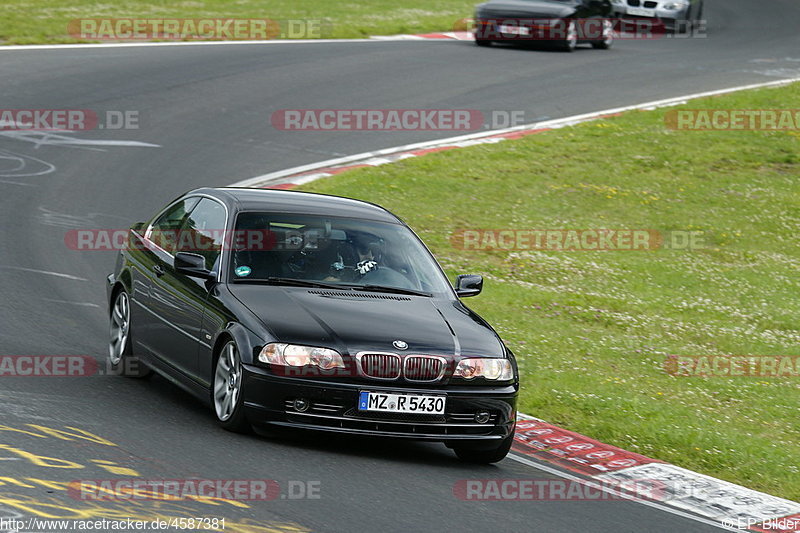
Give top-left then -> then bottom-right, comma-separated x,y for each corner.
512,416 -> 800,532
230,76 -> 800,190
371,31 -> 473,41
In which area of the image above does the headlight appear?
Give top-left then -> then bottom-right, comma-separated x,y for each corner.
259,343 -> 345,370
454,358 -> 514,381
663,2 -> 688,10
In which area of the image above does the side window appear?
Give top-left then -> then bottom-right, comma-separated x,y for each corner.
177,198 -> 227,270
147,197 -> 200,254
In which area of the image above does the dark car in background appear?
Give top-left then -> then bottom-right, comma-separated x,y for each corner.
474,0 -> 615,51
107,187 -> 519,463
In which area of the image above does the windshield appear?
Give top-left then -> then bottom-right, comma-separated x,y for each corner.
228,212 -> 454,297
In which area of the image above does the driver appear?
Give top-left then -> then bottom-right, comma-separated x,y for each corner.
326,232 -> 384,281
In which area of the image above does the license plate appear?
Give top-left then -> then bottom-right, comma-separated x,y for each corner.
498,24 -> 531,36
627,7 -> 656,17
358,391 -> 445,414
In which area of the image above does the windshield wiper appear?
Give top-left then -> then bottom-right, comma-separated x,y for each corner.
351,284 -> 432,297
234,278 -> 431,296
234,277 -> 344,289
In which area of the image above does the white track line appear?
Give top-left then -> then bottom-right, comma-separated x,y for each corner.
0,37 -> 441,52
231,76 -> 800,188
0,266 -> 87,281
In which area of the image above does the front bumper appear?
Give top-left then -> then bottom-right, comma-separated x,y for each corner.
242,364 -> 517,442
613,7 -> 689,30
474,18 -> 571,43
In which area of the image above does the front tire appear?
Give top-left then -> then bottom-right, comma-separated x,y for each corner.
475,37 -> 492,47
108,289 -> 151,378
674,7 -> 692,34
212,340 -> 251,433
453,432 -> 514,464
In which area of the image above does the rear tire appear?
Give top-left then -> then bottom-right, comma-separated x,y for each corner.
558,20 -> 578,52
475,37 -> 492,47
453,432 -> 514,464
108,289 -> 152,378
212,340 -> 252,433
591,19 -> 614,49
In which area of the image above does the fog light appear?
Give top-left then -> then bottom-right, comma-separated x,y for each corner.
475,411 -> 491,424
294,398 -> 310,412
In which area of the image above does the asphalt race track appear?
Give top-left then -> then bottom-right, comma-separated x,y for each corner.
1,0 -> 798,531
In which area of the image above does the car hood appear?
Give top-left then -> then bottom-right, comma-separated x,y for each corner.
229,285 -> 505,358
476,0 -> 576,18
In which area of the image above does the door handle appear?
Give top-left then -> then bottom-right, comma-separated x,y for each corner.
153,264 -> 166,277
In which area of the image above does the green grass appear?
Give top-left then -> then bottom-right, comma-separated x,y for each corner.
0,1 -> 472,45
302,84 -> 800,500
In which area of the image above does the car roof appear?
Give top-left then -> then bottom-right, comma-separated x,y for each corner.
186,187 -> 404,225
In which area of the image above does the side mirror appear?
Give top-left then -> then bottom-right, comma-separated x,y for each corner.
455,274 -> 483,297
175,252 -> 215,280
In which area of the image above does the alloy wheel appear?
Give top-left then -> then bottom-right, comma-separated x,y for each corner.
214,341 -> 242,422
109,291 -> 130,366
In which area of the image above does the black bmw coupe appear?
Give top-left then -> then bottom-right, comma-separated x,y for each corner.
474,0 -> 615,51
107,188 -> 519,463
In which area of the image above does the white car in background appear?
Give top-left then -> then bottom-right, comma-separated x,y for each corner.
611,0 -> 705,33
